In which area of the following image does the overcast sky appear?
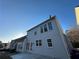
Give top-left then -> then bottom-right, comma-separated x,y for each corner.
0,0 -> 79,43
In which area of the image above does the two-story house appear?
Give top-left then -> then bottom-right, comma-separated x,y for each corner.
23,16 -> 71,59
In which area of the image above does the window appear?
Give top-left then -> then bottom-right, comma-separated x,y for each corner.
36,40 -> 42,46
44,24 -> 48,32
40,27 -> 43,33
48,22 -> 53,30
39,40 -> 42,46
47,39 -> 52,47
36,40 -> 38,46
34,31 -> 37,35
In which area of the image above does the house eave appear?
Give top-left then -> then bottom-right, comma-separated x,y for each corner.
27,16 -> 56,32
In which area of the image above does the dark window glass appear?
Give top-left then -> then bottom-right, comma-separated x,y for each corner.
48,22 -> 53,30
47,39 -> 51,42
34,31 -> 37,35
36,40 -> 38,46
47,39 -> 52,47
39,40 -> 42,46
44,24 -> 48,32
40,27 -> 43,33
36,40 -> 42,46
48,43 -> 52,47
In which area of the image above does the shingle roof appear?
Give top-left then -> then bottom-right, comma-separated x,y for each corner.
11,36 -> 26,43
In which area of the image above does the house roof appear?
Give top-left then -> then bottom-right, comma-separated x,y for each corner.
11,36 -> 26,43
27,16 -> 56,32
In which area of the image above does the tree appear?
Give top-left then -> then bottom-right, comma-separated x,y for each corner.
66,27 -> 79,48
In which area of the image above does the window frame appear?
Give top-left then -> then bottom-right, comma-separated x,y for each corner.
44,24 -> 48,32
36,40 -> 39,46
39,40 -> 42,46
48,22 -> 53,30
47,39 -> 53,47
36,40 -> 42,46
34,31 -> 37,35
40,26 -> 43,33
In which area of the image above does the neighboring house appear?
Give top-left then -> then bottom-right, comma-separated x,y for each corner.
9,40 -> 17,50
6,42 -> 11,49
2,43 -> 9,49
0,41 -> 10,49
22,35 -> 28,52
23,16 -> 71,59
0,41 -> 3,48
16,42 -> 23,52
10,36 -> 26,52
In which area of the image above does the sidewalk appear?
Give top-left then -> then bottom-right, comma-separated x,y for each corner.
11,52 -> 53,59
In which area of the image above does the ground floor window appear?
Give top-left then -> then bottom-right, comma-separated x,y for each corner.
36,40 -> 42,46
47,39 -> 52,47
36,40 -> 39,46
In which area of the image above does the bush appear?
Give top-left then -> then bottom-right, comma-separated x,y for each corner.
72,42 -> 79,48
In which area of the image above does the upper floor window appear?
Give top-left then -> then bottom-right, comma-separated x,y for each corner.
34,31 -> 37,35
47,39 -> 52,47
48,22 -> 53,30
36,40 -> 42,46
40,27 -> 43,33
44,24 -> 48,32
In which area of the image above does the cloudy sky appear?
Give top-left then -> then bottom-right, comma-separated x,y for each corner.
0,0 -> 79,43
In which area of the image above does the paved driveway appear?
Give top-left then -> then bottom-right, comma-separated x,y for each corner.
11,53 -> 53,59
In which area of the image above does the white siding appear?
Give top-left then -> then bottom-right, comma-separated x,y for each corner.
27,19 -> 70,59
